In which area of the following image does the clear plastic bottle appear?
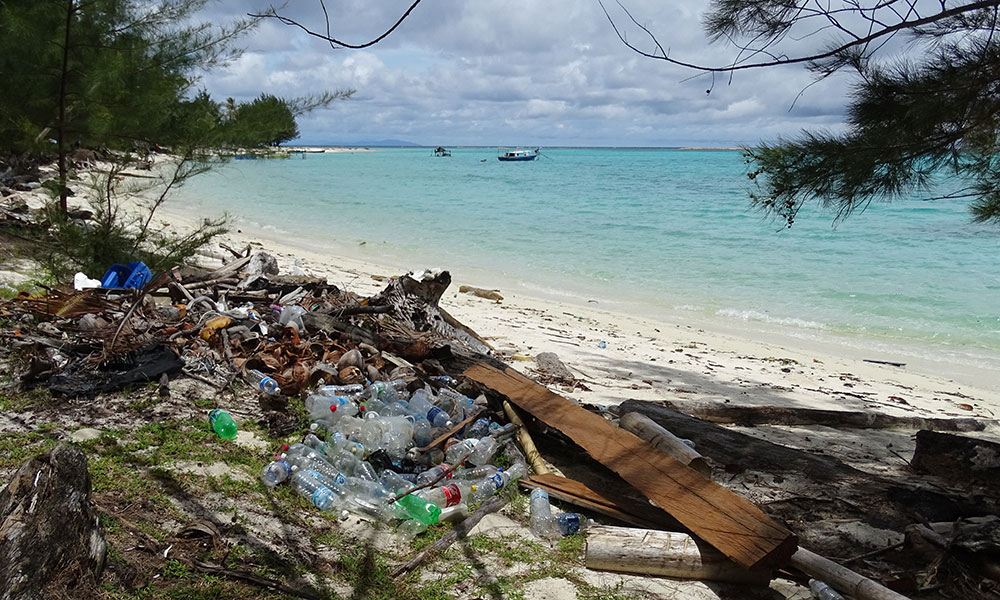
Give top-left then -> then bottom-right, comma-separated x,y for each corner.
260,459 -> 290,486
416,463 -> 454,485
279,305 -> 307,332
530,488 -> 557,538
397,518 -> 428,539
412,415 -> 432,447
467,436 -> 498,466
465,418 -> 490,439
445,439 -> 477,464
327,432 -> 366,458
209,408 -> 238,439
408,388 -> 453,427
420,481 -> 473,508
247,369 -> 281,395
290,469 -> 337,511
439,503 -> 470,523
452,464 -> 498,481
809,580 -> 845,600
470,470 -> 509,503
316,383 -> 365,398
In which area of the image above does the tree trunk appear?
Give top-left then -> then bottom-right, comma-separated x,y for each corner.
658,400 -> 989,432
911,430 -> 1000,488
57,0 -> 75,214
585,525 -> 772,585
0,444 -> 106,600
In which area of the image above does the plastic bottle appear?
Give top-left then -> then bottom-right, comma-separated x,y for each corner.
368,379 -> 408,402
470,470 -> 509,503
316,383 -> 365,398
209,408 -> 238,439
397,518 -> 428,539
416,463 -> 454,485
290,469 -> 337,511
530,488 -> 557,538
327,432 -> 366,458
412,415 -> 432,447
445,439 -> 477,464
465,418 -> 490,439
261,459 -> 291,486
439,503 -> 470,523
452,464 -> 498,481
247,369 -> 281,395
279,305 -> 307,332
420,480 -> 473,508
809,580 -> 845,600
408,388 -> 453,427
555,512 -> 588,536
381,471 -> 442,525
467,436 -> 498,466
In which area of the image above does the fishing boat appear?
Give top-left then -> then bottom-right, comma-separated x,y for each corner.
497,147 -> 539,162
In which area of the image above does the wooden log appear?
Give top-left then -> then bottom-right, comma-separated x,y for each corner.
503,400 -> 549,475
585,525 -> 773,585
911,430 -> 1000,486
464,363 -> 797,569
619,412 -> 711,476
790,547 -> 911,600
520,474 -> 682,531
660,400 -> 989,432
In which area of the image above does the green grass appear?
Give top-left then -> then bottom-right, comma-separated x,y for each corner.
467,533 -> 543,567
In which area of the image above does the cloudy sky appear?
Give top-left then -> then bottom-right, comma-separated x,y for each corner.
196,1 -> 857,147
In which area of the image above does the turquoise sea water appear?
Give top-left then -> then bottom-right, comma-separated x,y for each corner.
174,147 -> 1000,375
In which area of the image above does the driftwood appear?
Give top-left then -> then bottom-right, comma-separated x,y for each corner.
789,548 -> 911,600
619,412 -> 711,476
458,285 -> 503,301
0,444 -> 107,600
585,525 -> 772,585
465,364 -> 797,569
370,271 -> 493,355
912,430 -> 1000,487
659,400 -> 989,432
619,400 -> 1000,536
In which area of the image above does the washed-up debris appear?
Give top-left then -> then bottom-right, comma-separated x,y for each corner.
4,243 -> 999,598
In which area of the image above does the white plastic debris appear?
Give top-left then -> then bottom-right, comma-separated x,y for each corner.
73,272 -> 101,290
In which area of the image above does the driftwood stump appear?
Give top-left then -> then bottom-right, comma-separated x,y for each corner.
0,444 -> 107,600
370,270 -> 493,355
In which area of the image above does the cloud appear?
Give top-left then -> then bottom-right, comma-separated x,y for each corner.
194,0 -> 860,146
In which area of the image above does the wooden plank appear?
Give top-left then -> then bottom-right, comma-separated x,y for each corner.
519,474 -> 682,531
465,363 -> 797,569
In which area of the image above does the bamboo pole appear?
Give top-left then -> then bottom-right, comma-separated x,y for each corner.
619,412 -> 711,476
503,400 -> 549,475
790,547 -> 911,600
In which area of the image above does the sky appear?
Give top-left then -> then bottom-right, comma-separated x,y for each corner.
194,0 -> 860,147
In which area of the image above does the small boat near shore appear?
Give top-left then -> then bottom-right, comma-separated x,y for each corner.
498,148 -> 539,162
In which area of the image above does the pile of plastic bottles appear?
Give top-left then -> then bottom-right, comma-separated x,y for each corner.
258,377 -> 528,536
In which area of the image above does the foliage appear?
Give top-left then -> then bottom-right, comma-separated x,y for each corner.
39,154 -> 228,280
606,1 -> 1000,227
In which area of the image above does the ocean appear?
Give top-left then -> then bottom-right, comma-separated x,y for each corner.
173,147 -> 1000,377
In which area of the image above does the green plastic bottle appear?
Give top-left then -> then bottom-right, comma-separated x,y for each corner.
209,408 -> 238,439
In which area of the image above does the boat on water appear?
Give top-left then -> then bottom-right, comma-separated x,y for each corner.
498,148 -> 539,162
433,146 -> 452,157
